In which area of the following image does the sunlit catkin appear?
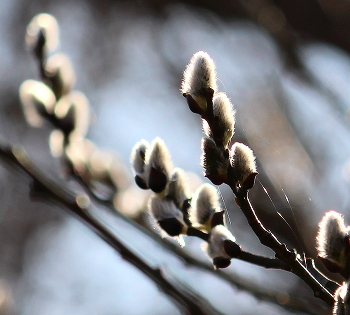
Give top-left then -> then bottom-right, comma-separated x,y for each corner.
19,79 -> 56,127
25,13 -> 59,57
167,168 -> 191,211
181,51 -> 218,113
316,210 -> 349,273
145,137 -> 173,194
148,195 -> 186,237
203,93 -> 235,148
54,91 -> 91,141
229,142 -> 257,189
190,183 -> 221,231
201,137 -> 228,185
45,53 -> 76,98
202,225 -> 237,269
130,140 -> 150,190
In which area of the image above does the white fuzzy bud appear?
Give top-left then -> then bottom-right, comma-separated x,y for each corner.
149,195 -> 183,222
54,91 -> 90,141
201,137 -> 229,185
202,225 -> 239,269
333,282 -> 350,315
45,53 -> 76,98
229,142 -> 257,187
26,13 -> 59,55
190,183 -> 221,229
148,195 -> 186,238
145,137 -> 173,193
130,140 -> 149,174
181,51 -> 218,112
19,79 -> 56,127
167,168 -> 191,210
316,211 -> 349,271
130,140 -> 150,190
203,93 -> 235,148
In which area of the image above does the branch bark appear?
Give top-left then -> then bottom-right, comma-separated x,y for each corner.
0,143 -> 224,315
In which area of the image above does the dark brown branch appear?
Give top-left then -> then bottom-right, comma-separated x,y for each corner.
0,143 -> 224,315
238,251 -> 290,271
230,186 -> 335,306
0,141 -> 327,314
70,155 -> 331,314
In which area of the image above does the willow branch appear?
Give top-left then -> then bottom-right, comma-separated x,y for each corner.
231,186 -> 335,306
70,152 -> 329,315
0,143 -> 224,315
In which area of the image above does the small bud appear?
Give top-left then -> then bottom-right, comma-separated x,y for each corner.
203,93 -> 235,148
202,225 -> 237,269
212,257 -> 231,269
86,149 -> 129,199
189,183 -> 222,231
130,140 -> 150,190
25,13 -> 59,58
316,211 -> 350,275
145,138 -> 173,193
167,168 -> 191,214
201,137 -> 228,185
229,142 -> 257,189
65,138 -> 96,178
54,91 -> 90,142
19,79 -> 56,127
333,282 -> 350,315
49,129 -> 65,157
181,51 -> 218,114
148,195 -> 186,237
45,53 -> 76,99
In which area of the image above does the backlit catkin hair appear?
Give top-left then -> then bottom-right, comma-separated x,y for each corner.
190,183 -> 221,227
203,93 -> 235,148
26,13 -> 59,54
229,142 -> 257,186
145,137 -> 173,193
202,225 -> 237,269
181,51 -> 218,111
167,168 -> 191,210
130,140 -> 149,174
201,137 -> 228,185
316,210 -> 349,269
149,195 -> 183,222
19,80 -> 56,127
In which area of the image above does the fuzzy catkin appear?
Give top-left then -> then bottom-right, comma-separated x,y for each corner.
167,167 -> 191,210
229,142 -> 256,185
145,138 -> 173,183
208,93 -> 235,148
201,137 -> 228,178
55,91 -> 91,141
181,51 -> 218,111
26,13 -> 59,54
316,210 -> 349,268
19,80 -> 56,127
130,140 -> 150,174
333,282 -> 350,315
148,195 -> 183,222
190,183 -> 221,226
203,225 -> 236,259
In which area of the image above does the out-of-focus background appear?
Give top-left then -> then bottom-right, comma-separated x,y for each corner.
1,0 -> 350,314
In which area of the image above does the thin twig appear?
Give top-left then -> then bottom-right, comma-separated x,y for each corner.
70,149 -> 329,315
0,143 -> 224,315
232,187 -> 335,306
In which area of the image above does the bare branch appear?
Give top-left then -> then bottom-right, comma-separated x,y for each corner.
0,143 -> 225,315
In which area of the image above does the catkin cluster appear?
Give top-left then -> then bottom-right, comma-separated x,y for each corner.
316,211 -> 350,313
130,138 -> 241,268
181,51 -> 257,190
20,14 -> 129,201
